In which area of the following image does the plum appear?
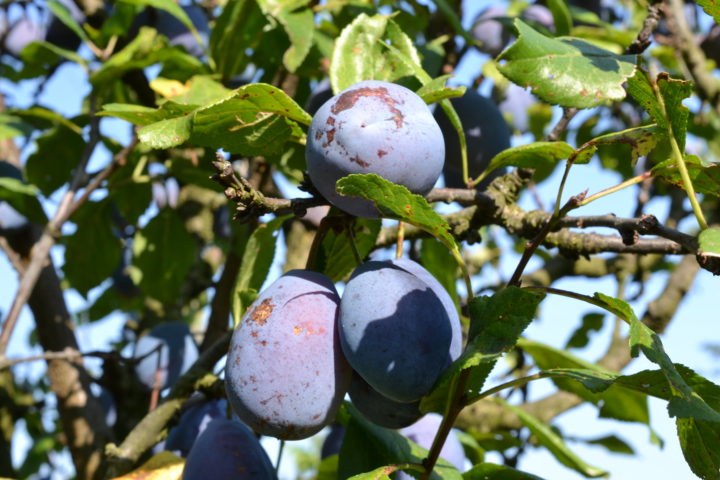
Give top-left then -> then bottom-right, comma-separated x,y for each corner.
348,373 -> 422,429
182,418 -> 277,480
434,88 -> 510,189
339,259 -> 461,402
397,413 -> 465,480
225,270 -> 352,440
471,6 -> 511,56
305,78 -> 333,116
499,83 -> 536,134
133,321 -> 199,391
166,397 -> 228,457
321,423 -> 346,459
305,80 -> 445,218
3,18 -> 46,57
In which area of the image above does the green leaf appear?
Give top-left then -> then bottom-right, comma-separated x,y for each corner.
138,115 -> 194,149
697,0 -> 720,23
677,417 -> 720,480
565,312 -> 604,349
497,20 -> 637,108
232,215 -> 289,327
62,201 -> 122,297
330,14 -> 424,93
420,238 -> 459,311
161,75 -> 232,106
698,227 -> 720,269
257,1 -> 314,72
519,339 -> 649,424
545,0 -> 572,37
210,0 -> 267,80
347,465 -> 398,480
416,80 -> 466,105
421,287 -> 544,414
484,142 -> 574,179
652,155 -> 720,197
463,463 -> 546,480
132,209 -> 197,304
47,0 -> 89,44
120,0 -> 198,37
497,399 -> 609,478
335,174 -> 457,252
0,113 -> 33,140
339,404 -> 461,480
25,125 -> 86,196
0,177 -> 48,225
315,218 -> 381,282
98,102 -> 197,126
582,435 -> 634,455
573,125 -> 660,166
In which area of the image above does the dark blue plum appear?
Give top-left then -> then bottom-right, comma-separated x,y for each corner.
434,88 -> 510,189
166,397 -> 228,457
133,321 -> 199,391
306,80 -> 445,218
397,413 -> 465,480
3,18 -> 46,58
225,270 -> 352,440
348,373 -> 422,429
182,418 -> 277,480
46,0 -> 85,51
321,423 -> 346,459
339,259 -> 461,402
305,78 -> 333,116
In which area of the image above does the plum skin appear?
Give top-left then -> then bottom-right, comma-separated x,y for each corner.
225,270 -> 352,440
306,80 -> 445,218
133,321 -> 199,391
339,259 -> 461,402
182,418 -> 277,480
348,373 -> 422,429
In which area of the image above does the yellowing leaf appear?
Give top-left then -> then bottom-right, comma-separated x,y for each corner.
111,451 -> 184,480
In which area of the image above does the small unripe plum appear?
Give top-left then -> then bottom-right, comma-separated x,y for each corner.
4,18 -> 46,57
348,373 -> 422,429
434,89 -> 510,189
306,80 -> 445,218
133,321 -> 199,391
182,418 -> 277,480
397,413 -> 465,480
471,6 -> 511,56
339,259 -> 461,402
225,270 -> 352,440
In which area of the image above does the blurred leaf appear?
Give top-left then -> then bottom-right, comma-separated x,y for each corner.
0,177 -> 47,225
485,142 -> 574,179
111,450 -> 184,479
420,238 -> 459,311
497,399 -> 609,478
652,155 -> 720,197
417,79 -> 466,105
25,125 -> 86,196
546,0 -> 572,36
421,287 -> 544,413
232,215 -> 290,326
339,404 -> 461,480
132,208 -> 197,303
317,454 -> 339,480
519,339 -> 649,424
698,227 -> 720,270
47,0 -> 89,43
463,463 -> 546,480
565,312 -> 604,349
330,14 -> 423,93
582,434 -> 634,455
498,20 -> 636,108
210,0 -> 267,80
573,125 -> 660,166
697,0 -> 720,23
120,0 -> 198,35
347,465 -> 397,480
0,114 -> 33,140
156,75 -> 231,105
257,1 -> 314,72
430,0 -> 475,45
454,430 -> 484,465
316,217 -> 381,282
335,174 -> 457,251
63,201 -> 123,297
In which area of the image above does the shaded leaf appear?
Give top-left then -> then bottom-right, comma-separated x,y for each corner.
546,0 -> 572,36
677,417 -> 720,480
316,217 -> 381,282
0,177 -> 48,225
210,0 -> 266,80
420,288 -> 544,413
498,20 -> 636,108
47,0 -> 89,44
463,463 -> 546,480
582,435 -> 634,455
497,399 -> 609,478
652,155 -> 720,197
25,125 -> 86,196
120,0 -> 198,35
257,1 -> 314,72
565,312 -> 604,349
420,238 -> 459,311
485,142 -> 574,178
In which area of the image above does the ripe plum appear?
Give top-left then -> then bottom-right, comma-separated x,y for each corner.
225,270 -> 351,440
306,80 -> 445,218
133,321 -> 199,391
348,373 -> 422,429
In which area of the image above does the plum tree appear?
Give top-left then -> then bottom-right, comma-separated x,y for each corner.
339,259 -> 461,402
225,270 -> 352,440
348,373 -> 423,429
182,418 -> 277,480
165,397 -> 228,457
133,321 -> 199,391
306,80 -> 445,218
434,89 -> 511,189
